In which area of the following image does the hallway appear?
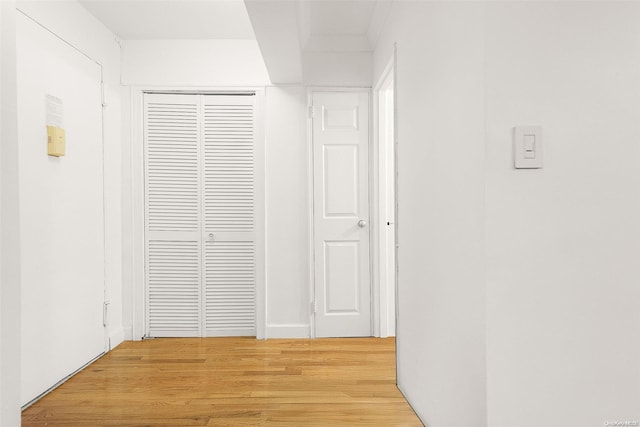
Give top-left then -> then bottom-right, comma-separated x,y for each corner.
22,338 -> 422,426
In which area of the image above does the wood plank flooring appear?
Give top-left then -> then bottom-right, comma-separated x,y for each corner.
22,337 -> 423,426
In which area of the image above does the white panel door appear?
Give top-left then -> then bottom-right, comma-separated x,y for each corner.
144,93 -> 202,337
144,93 -> 257,337
312,91 -> 371,338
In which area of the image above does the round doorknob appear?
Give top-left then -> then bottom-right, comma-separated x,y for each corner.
208,233 -> 214,239
358,220 -> 367,228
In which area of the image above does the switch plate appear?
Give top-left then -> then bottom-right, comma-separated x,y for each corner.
514,126 -> 542,169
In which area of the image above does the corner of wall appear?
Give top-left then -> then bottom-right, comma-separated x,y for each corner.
372,2 -> 488,426
0,0 -> 21,425
109,328 -> 126,350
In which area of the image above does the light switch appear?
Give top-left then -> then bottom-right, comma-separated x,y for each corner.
514,126 -> 542,169
523,135 -> 535,159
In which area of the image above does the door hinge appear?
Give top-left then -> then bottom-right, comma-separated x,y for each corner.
310,301 -> 316,314
103,300 -> 110,327
308,105 -> 315,119
101,82 -> 108,108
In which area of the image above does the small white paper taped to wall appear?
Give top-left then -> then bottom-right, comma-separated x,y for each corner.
46,94 -> 64,128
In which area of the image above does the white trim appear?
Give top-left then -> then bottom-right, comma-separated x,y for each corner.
306,89 -> 315,338
372,77 -> 382,338
253,88 -> 267,340
129,85 -> 267,340
372,54 -> 397,338
21,352 -> 105,411
306,85 -> 372,92
266,324 -> 311,339
131,86 -> 145,340
392,44 -> 399,342
367,87 -> 376,337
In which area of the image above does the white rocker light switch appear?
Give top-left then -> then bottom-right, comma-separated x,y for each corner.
514,126 -> 542,169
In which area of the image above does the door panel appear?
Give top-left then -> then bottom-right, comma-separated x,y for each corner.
145,94 -> 202,337
18,13 -> 106,404
313,91 -> 371,338
146,97 -> 200,232
205,238 -> 255,336
324,145 -> 360,216
203,97 -> 255,232
325,241 -> 361,313
147,239 -> 200,337
203,95 -> 256,337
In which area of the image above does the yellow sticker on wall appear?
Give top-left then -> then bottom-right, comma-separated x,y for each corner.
46,94 -> 65,157
47,125 -> 65,157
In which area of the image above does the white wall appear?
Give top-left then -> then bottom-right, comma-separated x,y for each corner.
264,86 -> 310,338
373,3 -> 487,426
485,3 -> 640,426
0,1 -> 21,424
16,0 -> 124,349
374,2 -> 640,427
303,52 -> 371,87
121,39 -> 270,86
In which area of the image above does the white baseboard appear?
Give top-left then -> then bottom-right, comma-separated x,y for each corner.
109,328 -> 125,350
266,324 -> 310,339
122,324 -> 310,340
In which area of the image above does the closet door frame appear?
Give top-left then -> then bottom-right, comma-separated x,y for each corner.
130,87 -> 266,340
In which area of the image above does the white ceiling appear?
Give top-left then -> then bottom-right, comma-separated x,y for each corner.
80,0 -> 392,83
80,0 -> 388,49
79,0 -> 256,40
309,1 -> 377,36
297,0 -> 390,52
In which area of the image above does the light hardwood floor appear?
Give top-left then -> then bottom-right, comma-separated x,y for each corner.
22,337 -> 423,426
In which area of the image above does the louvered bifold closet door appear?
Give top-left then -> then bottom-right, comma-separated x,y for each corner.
203,95 -> 256,336
144,94 -> 202,337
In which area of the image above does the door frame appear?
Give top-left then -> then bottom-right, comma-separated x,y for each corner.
372,54 -> 397,338
307,87 -> 373,338
129,86 -> 266,340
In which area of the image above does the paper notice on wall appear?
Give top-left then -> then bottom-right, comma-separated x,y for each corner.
46,95 -> 66,157
46,94 -> 64,128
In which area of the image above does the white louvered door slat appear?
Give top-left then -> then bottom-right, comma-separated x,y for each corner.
203,95 -> 256,336
144,93 -> 256,338
205,241 -> 255,334
147,240 -> 200,334
145,94 -> 201,337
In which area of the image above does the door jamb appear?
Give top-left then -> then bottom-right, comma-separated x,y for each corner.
372,53 -> 397,338
129,86 -> 266,340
